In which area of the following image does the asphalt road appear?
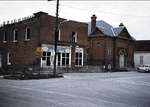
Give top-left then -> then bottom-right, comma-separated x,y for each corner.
0,71 -> 150,107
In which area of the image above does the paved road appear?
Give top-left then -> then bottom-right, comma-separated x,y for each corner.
0,72 -> 150,107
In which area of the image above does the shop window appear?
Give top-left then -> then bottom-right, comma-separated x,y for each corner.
42,51 -> 51,66
62,53 -> 69,66
57,53 -> 61,66
75,52 -> 83,66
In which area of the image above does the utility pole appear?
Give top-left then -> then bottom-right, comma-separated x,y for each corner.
53,0 -> 59,77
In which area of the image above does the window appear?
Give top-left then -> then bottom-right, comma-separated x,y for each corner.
57,53 -> 61,66
62,53 -> 69,66
3,31 -> 7,43
13,29 -> 18,42
75,52 -> 83,66
58,30 -> 61,41
7,52 -> 11,65
71,32 -> 77,43
107,48 -> 112,56
97,42 -> 101,47
140,56 -> 143,65
42,51 -> 51,66
25,28 -> 30,40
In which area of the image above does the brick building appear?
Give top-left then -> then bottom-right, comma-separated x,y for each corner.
0,12 -> 135,73
88,15 -> 135,70
0,11 -> 88,72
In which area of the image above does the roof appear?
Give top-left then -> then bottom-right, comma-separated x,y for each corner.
88,20 -> 134,40
135,40 -> 150,52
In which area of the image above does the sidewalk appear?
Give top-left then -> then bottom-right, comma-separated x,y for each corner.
0,75 -> 4,79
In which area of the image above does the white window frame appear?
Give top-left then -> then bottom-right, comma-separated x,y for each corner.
72,32 -> 78,43
25,27 -> 30,41
13,29 -> 18,42
75,52 -> 83,66
41,51 -> 51,67
7,52 -> 11,65
107,48 -> 112,56
3,31 -> 7,43
58,29 -> 61,41
61,52 -> 70,67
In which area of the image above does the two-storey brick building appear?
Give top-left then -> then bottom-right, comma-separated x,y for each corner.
0,11 -> 88,73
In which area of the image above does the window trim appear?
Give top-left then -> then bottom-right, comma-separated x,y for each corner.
72,32 -> 78,43
7,52 -> 11,65
25,27 -> 30,41
13,29 -> 18,42
75,52 -> 83,66
58,29 -> 61,41
41,51 -> 51,67
3,31 -> 7,43
107,47 -> 112,56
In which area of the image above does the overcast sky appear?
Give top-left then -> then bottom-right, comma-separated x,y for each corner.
0,1 -> 150,40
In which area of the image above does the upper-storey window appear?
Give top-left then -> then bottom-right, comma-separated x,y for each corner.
25,28 -> 30,40
58,29 -> 61,41
71,32 -> 77,43
13,29 -> 18,42
3,31 -> 7,43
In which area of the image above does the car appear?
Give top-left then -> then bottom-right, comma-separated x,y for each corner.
137,64 -> 150,73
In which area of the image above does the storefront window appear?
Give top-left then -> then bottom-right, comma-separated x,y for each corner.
57,53 -> 61,66
75,52 -> 82,66
42,51 -> 51,66
62,53 -> 69,66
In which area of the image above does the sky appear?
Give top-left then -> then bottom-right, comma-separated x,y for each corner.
0,1 -> 150,40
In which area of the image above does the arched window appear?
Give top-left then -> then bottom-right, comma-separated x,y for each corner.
13,29 -> 18,42
25,28 -> 30,40
3,31 -> 7,43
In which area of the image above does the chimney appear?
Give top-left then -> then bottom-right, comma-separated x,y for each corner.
119,23 -> 124,27
91,14 -> 97,33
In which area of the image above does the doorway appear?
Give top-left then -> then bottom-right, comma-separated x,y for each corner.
119,54 -> 124,68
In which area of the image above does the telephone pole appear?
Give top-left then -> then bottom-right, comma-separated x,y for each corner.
53,0 -> 59,77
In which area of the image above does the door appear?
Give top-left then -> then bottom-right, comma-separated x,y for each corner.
119,54 -> 124,68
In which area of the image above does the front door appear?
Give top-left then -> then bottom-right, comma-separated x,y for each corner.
119,54 -> 124,68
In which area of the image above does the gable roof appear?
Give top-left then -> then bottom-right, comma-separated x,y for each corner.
135,40 -> 150,52
113,26 -> 124,36
88,20 -> 134,40
96,20 -> 115,36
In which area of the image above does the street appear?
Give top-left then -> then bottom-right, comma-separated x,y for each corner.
0,71 -> 150,107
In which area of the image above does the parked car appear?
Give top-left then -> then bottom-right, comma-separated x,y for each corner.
137,64 -> 150,72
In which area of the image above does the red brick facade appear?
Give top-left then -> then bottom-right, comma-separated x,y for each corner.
0,12 -> 135,72
88,15 -> 135,70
